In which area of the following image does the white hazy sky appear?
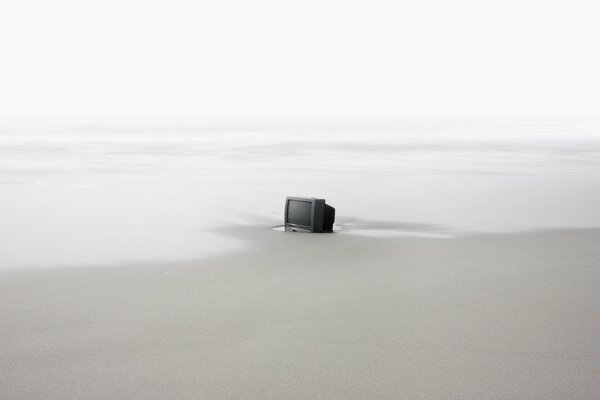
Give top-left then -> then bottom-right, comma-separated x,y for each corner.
1,0 -> 599,118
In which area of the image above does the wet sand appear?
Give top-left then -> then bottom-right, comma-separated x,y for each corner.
1,227 -> 599,399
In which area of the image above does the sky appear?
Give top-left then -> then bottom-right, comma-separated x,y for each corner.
1,0 -> 599,118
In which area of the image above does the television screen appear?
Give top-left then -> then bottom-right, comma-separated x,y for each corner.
287,200 -> 312,226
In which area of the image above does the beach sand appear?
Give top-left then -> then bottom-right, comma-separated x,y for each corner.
2,227 -> 599,399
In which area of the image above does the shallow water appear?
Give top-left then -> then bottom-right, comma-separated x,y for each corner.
1,118 -> 600,268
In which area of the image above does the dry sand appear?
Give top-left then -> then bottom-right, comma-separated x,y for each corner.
1,227 -> 599,399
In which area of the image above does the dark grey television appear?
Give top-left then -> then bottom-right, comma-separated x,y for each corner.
284,197 -> 335,233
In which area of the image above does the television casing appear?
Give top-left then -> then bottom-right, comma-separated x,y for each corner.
284,196 -> 335,233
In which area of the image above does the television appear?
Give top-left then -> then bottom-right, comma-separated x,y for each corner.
284,197 -> 335,233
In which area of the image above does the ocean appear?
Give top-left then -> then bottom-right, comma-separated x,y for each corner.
1,117 -> 599,268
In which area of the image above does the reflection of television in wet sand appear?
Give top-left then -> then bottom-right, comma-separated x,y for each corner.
284,197 -> 335,233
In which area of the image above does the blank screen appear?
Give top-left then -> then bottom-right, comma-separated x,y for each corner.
287,200 -> 312,226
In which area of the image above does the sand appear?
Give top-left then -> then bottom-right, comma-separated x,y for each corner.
1,227 -> 599,399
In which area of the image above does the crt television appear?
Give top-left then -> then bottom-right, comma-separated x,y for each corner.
284,197 -> 335,233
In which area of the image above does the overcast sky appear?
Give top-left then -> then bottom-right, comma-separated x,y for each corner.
1,0 -> 599,118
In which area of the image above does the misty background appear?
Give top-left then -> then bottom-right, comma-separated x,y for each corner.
1,0 -> 599,117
